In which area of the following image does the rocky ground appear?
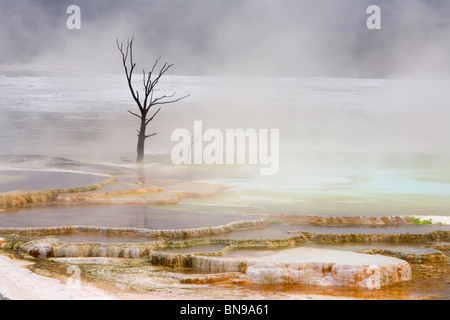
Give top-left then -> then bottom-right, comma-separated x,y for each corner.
0,156 -> 448,300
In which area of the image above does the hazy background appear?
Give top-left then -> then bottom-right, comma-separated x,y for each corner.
1,0 -> 450,78
0,0 -> 449,166
0,0 -> 449,216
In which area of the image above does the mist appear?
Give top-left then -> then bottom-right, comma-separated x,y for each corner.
1,0 -> 450,78
0,0 -> 449,172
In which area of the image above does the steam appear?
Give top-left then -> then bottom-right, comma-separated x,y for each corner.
1,0 -> 449,78
0,0 -> 449,174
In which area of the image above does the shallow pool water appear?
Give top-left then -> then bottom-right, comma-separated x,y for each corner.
1,200 -> 448,242
48,232 -> 161,243
157,244 -> 228,254
300,242 -> 443,253
284,224 -> 450,234
191,169 -> 450,216
0,203 -> 259,229
23,222 -> 449,243
0,170 -> 108,192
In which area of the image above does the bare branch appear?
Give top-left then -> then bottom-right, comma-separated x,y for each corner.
150,92 -> 177,105
152,57 -> 161,72
150,93 -> 191,107
128,37 -> 135,68
116,38 -> 122,55
145,107 -> 161,126
116,37 -> 142,111
145,62 -> 172,97
143,58 -> 166,110
128,110 -> 142,119
145,133 -> 157,139
142,69 -> 146,90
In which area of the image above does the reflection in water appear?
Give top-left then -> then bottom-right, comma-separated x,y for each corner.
136,164 -> 146,186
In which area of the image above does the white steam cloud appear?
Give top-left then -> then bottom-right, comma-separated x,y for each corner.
1,0 -> 450,78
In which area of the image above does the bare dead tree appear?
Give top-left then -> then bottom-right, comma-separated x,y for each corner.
116,37 -> 189,163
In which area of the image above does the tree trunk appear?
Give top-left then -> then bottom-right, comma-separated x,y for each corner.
136,118 -> 146,163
